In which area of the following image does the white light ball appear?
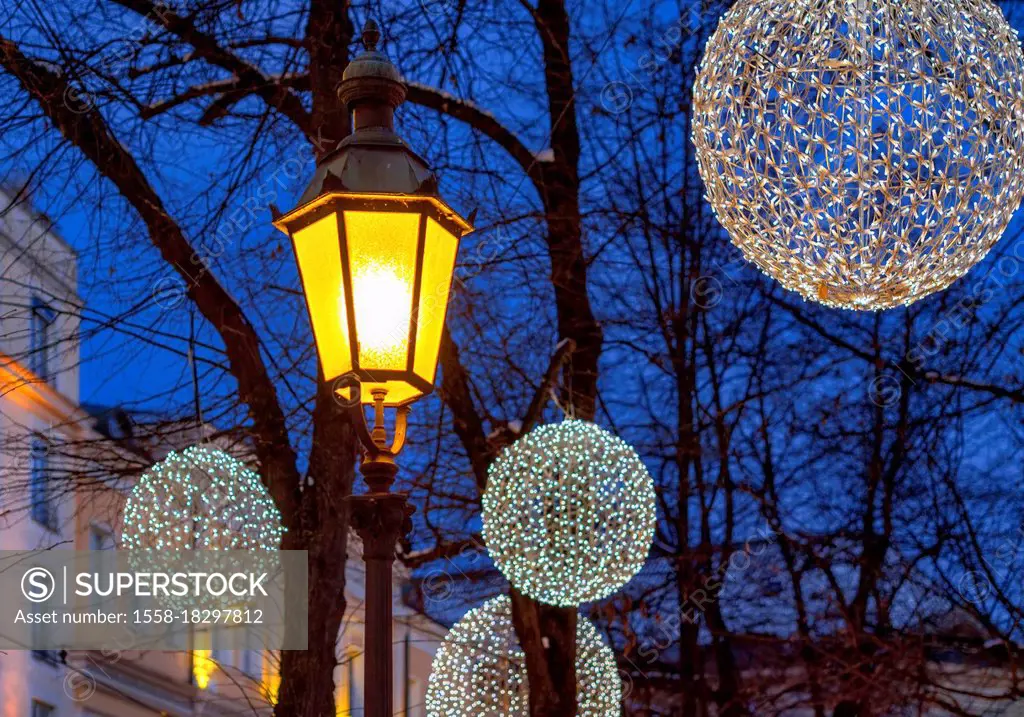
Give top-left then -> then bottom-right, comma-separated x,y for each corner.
122,445 -> 283,552
693,0 -> 1024,310
425,595 -> 621,716
482,420 -> 656,606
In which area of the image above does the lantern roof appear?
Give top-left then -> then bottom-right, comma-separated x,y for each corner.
295,131 -> 437,207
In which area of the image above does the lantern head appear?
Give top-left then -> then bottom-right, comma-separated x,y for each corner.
274,20 -> 472,406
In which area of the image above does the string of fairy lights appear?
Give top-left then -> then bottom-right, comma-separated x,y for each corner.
425,596 -> 622,717
427,419 -> 656,714
122,445 -> 283,552
482,420 -> 656,607
692,0 -> 1024,310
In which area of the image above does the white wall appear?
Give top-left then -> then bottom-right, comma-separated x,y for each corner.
0,188 -> 85,717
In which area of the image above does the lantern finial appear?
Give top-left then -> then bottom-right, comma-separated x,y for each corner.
340,18 -> 405,125
361,18 -> 380,51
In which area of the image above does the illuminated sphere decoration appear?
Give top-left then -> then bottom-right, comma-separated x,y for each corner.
122,445 -> 283,552
482,420 -> 656,607
425,595 -> 622,716
692,0 -> 1024,310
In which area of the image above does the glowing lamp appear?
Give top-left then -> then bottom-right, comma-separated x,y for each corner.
274,193 -> 470,406
193,649 -> 215,690
274,23 -> 472,406
275,21 -> 471,715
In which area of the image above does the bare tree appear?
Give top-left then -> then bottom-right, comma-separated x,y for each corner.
3,1 -> 1024,716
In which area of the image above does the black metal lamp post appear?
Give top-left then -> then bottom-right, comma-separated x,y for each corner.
273,19 -> 472,717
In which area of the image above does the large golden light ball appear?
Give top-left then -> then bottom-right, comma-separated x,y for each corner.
693,0 -> 1024,309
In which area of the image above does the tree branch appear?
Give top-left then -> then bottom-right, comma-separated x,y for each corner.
129,61 -> 541,180
439,327 -> 492,491
399,534 -> 483,569
139,73 -> 307,121
0,35 -> 301,524
305,0 -> 352,158
406,82 -> 543,186
110,0 -> 313,137
768,294 -> 1024,402
521,337 -> 576,432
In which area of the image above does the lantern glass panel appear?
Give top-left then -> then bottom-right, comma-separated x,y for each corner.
413,217 -> 458,384
292,214 -> 351,380
343,210 -> 420,373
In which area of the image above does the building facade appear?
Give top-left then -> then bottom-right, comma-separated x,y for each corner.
0,185 -> 88,717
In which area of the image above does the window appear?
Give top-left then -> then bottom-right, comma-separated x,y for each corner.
89,524 -> 114,551
241,649 -> 261,678
88,524 -> 116,609
31,647 -> 59,665
30,567 -> 58,664
31,598 -> 59,666
31,701 -> 54,717
213,645 -> 233,668
347,649 -> 361,714
30,297 -> 57,382
30,437 -> 56,530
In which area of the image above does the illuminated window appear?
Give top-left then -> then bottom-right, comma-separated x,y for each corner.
335,650 -> 354,716
193,648 -> 215,690
261,653 -> 280,705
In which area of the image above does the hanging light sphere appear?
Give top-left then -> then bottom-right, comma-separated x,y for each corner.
482,420 -> 656,607
692,0 -> 1024,310
122,445 -> 283,552
425,595 -> 622,716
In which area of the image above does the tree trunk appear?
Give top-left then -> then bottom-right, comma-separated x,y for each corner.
515,1 -> 602,715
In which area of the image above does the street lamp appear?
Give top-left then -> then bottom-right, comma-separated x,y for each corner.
273,19 -> 473,717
